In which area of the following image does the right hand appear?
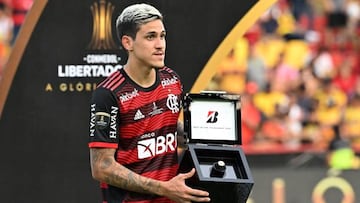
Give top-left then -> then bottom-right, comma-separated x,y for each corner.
162,168 -> 211,203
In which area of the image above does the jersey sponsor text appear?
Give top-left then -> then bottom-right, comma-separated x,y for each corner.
137,132 -> 177,159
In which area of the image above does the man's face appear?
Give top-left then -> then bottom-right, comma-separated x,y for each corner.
130,19 -> 166,68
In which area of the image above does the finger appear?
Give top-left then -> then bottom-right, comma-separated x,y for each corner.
188,188 -> 209,197
190,195 -> 211,202
181,168 -> 196,179
182,192 -> 210,203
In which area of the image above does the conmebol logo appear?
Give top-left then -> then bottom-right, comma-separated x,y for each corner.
88,0 -> 117,50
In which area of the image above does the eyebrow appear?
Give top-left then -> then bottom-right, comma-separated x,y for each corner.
145,30 -> 166,35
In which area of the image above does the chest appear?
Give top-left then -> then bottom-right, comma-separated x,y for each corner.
116,83 -> 182,126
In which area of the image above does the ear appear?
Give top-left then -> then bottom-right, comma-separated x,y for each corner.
121,35 -> 133,51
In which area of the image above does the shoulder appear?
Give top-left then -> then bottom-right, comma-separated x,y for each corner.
97,69 -> 126,91
92,70 -> 125,103
158,66 -> 183,94
91,86 -> 117,104
159,66 -> 182,80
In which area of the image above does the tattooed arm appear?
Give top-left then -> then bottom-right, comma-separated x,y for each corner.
90,148 -> 210,203
177,120 -> 188,160
90,148 -> 162,194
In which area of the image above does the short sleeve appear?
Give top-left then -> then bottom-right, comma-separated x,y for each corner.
88,87 -> 119,148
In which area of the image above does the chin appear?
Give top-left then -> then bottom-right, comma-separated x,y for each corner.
152,62 -> 165,68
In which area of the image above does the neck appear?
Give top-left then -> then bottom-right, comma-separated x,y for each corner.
123,63 -> 156,88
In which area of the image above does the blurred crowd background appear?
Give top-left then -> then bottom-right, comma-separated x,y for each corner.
0,0 -> 33,81
1,0 -> 360,155
207,0 -> 360,154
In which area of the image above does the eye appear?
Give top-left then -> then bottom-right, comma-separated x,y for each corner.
146,34 -> 155,40
160,32 -> 166,39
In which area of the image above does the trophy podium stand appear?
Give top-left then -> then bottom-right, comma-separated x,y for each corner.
179,92 -> 254,203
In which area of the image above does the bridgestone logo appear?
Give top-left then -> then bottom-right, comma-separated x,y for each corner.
206,111 -> 219,123
137,133 -> 177,159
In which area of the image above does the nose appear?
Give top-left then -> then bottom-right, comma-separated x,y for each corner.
155,37 -> 165,49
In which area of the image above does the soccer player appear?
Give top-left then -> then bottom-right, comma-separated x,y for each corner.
88,3 -> 210,203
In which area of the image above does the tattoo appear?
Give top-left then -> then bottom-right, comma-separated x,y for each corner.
90,148 -> 101,166
100,157 -> 113,170
90,148 -> 162,195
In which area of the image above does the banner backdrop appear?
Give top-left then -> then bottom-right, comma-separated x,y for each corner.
0,0 -> 276,202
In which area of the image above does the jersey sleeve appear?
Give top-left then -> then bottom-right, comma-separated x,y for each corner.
88,87 -> 119,148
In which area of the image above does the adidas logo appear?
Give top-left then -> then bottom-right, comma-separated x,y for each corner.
134,109 -> 145,120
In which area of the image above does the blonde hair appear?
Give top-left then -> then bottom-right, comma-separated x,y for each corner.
116,3 -> 163,41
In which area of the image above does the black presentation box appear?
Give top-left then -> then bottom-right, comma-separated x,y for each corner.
179,91 -> 254,203
182,91 -> 241,145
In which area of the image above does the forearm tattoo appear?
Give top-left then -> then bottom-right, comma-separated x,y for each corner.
91,148 -> 162,195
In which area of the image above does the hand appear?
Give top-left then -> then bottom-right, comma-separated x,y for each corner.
162,168 -> 210,203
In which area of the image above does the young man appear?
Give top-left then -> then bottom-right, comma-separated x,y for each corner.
88,3 -> 210,203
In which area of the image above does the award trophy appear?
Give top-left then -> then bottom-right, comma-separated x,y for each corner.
179,91 -> 254,203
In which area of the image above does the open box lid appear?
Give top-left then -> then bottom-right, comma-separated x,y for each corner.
183,91 -> 241,145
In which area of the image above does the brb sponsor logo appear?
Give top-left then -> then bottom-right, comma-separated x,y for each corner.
137,132 -> 177,159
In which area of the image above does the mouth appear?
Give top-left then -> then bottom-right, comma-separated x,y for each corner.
153,52 -> 164,56
153,52 -> 165,60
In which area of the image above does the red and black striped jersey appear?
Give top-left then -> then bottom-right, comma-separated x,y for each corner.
89,66 -> 183,203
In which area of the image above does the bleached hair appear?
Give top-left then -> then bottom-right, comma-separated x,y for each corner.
116,3 -> 163,41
